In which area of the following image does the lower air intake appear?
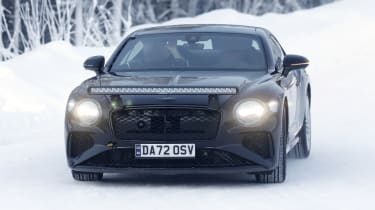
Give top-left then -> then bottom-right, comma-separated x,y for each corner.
81,148 -> 253,168
69,132 -> 94,157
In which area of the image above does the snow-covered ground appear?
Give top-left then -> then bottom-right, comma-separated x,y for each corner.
1,0 -> 375,209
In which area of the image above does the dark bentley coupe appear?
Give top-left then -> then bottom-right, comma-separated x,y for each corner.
65,24 -> 311,183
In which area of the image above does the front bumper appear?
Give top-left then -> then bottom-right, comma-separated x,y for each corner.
65,105 -> 283,174
72,164 -> 271,175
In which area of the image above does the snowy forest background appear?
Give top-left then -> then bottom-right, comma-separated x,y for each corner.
0,0 -> 335,61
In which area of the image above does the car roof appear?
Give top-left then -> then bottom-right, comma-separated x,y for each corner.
131,24 -> 269,36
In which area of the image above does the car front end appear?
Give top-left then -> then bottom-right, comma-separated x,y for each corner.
65,76 -> 285,175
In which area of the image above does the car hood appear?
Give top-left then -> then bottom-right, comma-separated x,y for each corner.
100,71 -> 266,90
95,71 -> 270,107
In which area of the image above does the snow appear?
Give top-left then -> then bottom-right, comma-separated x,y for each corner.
1,0 -> 375,209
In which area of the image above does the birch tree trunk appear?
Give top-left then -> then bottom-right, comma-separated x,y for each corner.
13,0 -> 20,53
126,0 -> 133,28
0,0 -> 4,51
188,0 -> 198,17
203,0 -> 214,13
242,0 -> 250,13
112,0 -> 122,43
145,0 -> 157,23
75,0 -> 83,45
170,0 -> 179,19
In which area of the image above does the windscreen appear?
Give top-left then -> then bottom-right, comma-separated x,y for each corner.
110,33 -> 267,72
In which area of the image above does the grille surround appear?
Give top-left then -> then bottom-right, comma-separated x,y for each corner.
111,108 -> 221,141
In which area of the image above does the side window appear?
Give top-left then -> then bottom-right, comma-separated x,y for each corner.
269,35 -> 285,70
269,36 -> 283,60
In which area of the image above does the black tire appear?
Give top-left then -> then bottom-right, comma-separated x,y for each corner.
255,110 -> 287,184
72,170 -> 103,181
289,99 -> 311,159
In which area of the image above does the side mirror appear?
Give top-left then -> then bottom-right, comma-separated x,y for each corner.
83,56 -> 105,74
283,54 -> 309,75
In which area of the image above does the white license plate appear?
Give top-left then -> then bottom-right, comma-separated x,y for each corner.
135,144 -> 195,158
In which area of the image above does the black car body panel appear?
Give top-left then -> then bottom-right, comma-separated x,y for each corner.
65,24 -> 311,176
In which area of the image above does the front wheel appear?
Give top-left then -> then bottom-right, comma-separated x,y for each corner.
255,110 -> 287,184
289,99 -> 311,158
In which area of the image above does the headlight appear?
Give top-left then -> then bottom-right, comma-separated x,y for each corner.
234,99 -> 266,126
73,99 -> 101,126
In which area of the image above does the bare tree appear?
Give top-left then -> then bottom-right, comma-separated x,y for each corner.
125,0 -> 133,29
75,0 -> 83,45
112,0 -> 122,42
188,0 -> 199,17
13,0 -> 20,54
19,0 -> 42,50
145,0 -> 157,23
0,0 -> 9,60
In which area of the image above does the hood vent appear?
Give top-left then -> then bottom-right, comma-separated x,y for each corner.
89,87 -> 237,95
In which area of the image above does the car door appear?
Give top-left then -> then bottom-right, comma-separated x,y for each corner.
269,35 -> 300,142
